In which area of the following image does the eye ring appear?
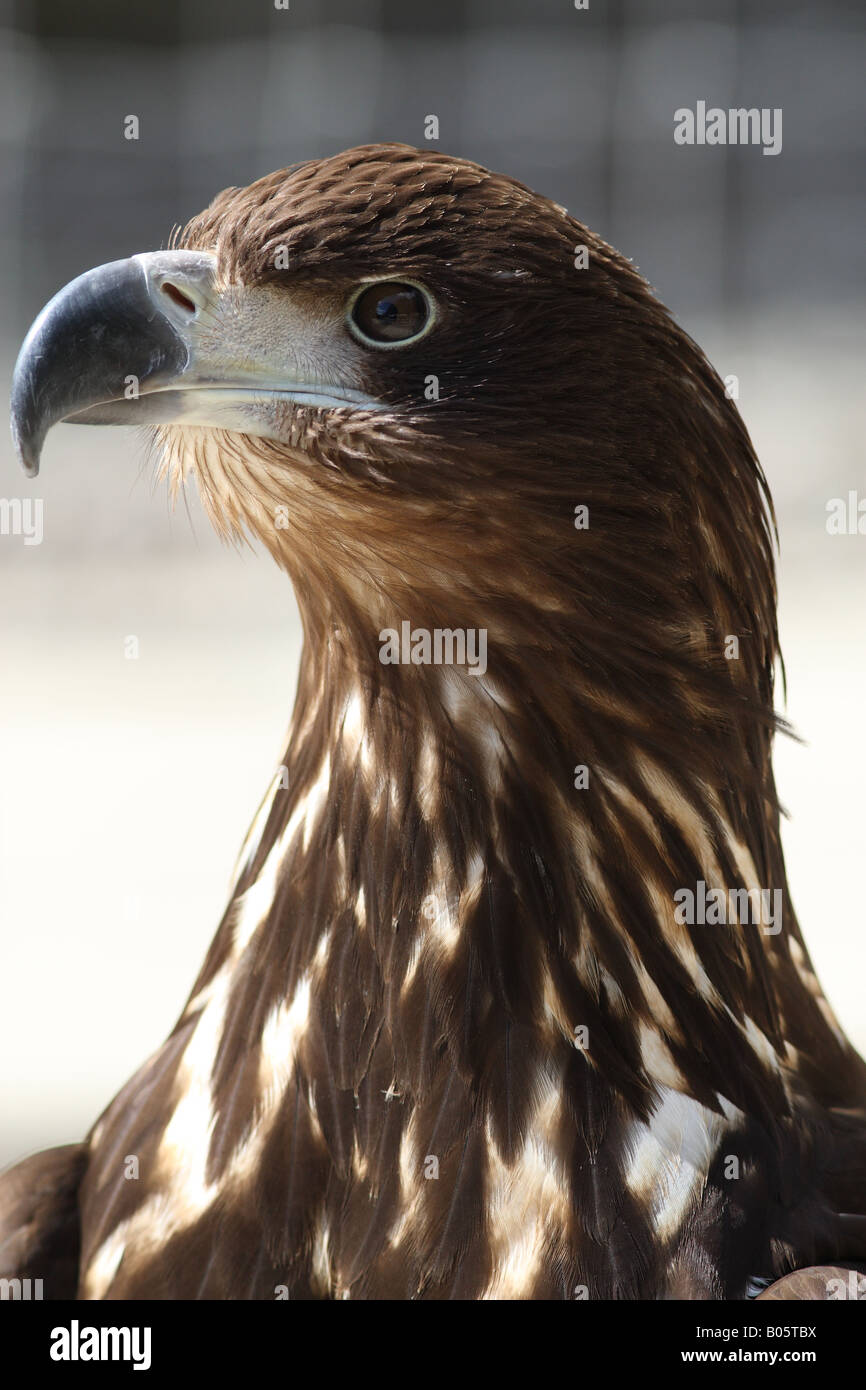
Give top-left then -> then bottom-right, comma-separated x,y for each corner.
346,278 -> 436,349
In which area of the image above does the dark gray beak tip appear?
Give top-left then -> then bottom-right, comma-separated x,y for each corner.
19,451 -> 42,480
10,374 -> 43,478
9,253 -> 199,480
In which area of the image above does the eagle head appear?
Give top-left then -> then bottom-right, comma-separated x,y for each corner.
12,142 -> 775,705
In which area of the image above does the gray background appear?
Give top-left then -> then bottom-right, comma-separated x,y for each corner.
1,0 -> 864,1167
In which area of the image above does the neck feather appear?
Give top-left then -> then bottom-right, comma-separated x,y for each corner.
189,622 -> 852,1134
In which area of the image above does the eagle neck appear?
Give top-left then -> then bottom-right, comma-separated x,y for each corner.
198,624 -> 859,1137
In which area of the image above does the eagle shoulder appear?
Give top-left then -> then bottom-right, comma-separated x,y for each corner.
0,1143 -> 88,1298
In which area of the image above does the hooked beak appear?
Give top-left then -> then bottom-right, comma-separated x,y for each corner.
10,250 -> 383,477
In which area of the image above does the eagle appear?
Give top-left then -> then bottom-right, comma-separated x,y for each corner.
3,143 -> 865,1301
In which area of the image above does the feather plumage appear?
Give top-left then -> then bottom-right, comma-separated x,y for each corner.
2,144 -> 865,1300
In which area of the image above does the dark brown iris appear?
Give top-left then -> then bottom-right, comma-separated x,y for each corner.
350,281 -> 430,344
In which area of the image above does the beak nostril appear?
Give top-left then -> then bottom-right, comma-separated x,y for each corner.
161,281 -> 197,315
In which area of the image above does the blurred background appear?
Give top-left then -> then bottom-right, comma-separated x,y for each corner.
1,0 -> 864,1169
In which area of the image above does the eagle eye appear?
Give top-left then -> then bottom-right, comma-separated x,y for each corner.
348,281 -> 433,347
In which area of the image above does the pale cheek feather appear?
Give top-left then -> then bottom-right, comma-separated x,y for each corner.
481,1075 -> 570,1299
419,876 -> 460,956
297,755 -> 332,853
257,975 -> 313,1105
623,1087 -> 738,1242
402,849 -> 486,997
643,878 -> 725,1003
310,1219 -> 334,1297
82,1220 -> 130,1297
224,762 -> 333,967
339,688 -> 375,778
739,1013 -> 785,1076
541,968 -> 577,1046
85,968 -> 316,1294
632,956 -> 682,1039
415,735 -> 441,824
636,755 -> 716,869
382,1120 -> 427,1266
152,971 -> 234,1220
638,1020 -> 687,1092
599,769 -> 665,856
229,766 -> 283,890
230,839 -> 285,958
437,672 -> 511,793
